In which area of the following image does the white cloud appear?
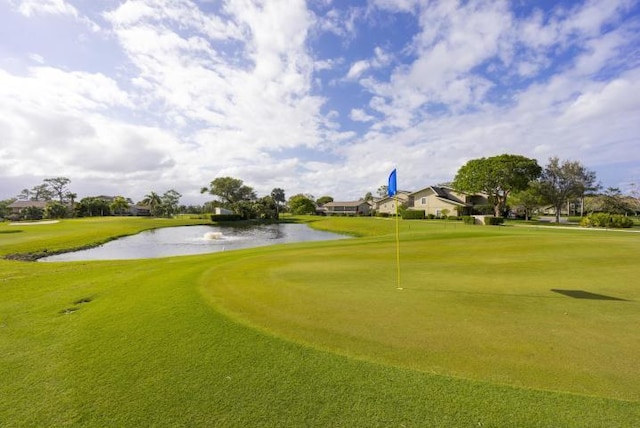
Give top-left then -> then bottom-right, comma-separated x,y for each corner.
349,108 -> 375,122
346,59 -> 370,79
10,0 -> 100,31
11,0 -> 78,18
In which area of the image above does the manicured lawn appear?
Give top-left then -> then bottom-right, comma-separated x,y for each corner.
1,217 -> 639,426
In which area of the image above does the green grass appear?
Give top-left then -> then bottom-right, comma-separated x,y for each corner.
1,217 -> 639,426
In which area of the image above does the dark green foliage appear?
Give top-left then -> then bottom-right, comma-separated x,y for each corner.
20,206 -> 43,220
376,212 -> 390,218
402,210 -> 425,220
453,154 -> 542,217
211,214 -> 243,222
427,214 -> 436,219
447,216 -> 461,221
288,194 -> 316,215
0,199 -> 15,219
581,213 -> 634,228
43,201 -> 68,219
75,197 -> 111,217
484,216 -> 505,225
462,216 -> 476,225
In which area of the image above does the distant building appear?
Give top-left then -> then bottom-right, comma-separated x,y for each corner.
323,201 -> 371,216
7,200 -> 49,215
214,207 -> 234,215
374,191 -> 411,215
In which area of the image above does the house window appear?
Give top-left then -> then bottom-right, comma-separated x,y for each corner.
435,209 -> 442,217
421,197 -> 426,204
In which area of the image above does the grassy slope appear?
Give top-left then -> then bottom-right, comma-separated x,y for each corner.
1,217 -> 639,427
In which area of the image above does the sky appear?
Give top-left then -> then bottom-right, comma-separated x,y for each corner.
1,0 -> 639,205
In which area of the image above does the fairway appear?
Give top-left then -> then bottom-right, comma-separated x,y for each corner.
1,217 -> 639,426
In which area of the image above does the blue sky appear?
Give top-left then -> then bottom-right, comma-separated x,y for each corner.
1,0 -> 639,204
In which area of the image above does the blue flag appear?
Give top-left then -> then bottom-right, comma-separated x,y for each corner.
388,169 -> 397,197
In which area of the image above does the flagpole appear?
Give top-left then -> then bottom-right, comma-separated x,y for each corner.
395,194 -> 402,290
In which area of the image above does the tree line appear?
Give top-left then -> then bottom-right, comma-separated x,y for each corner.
452,155 -> 638,222
2,157 -> 638,222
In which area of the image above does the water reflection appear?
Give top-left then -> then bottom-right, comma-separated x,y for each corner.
40,223 -> 347,262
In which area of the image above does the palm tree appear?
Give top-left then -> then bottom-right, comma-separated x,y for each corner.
141,192 -> 162,217
110,196 -> 130,216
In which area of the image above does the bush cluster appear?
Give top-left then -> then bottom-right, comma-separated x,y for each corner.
402,210 -> 425,220
484,216 -> 505,225
462,216 -> 476,225
580,213 -> 634,228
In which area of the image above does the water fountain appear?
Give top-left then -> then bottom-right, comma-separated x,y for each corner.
203,231 -> 224,240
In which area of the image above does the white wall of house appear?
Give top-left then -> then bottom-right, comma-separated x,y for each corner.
214,207 -> 234,215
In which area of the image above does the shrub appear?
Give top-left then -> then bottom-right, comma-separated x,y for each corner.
402,210 -> 425,220
376,212 -> 390,218
462,216 -> 476,225
581,213 -> 634,228
427,214 -> 436,219
484,216 -> 505,226
447,216 -> 461,221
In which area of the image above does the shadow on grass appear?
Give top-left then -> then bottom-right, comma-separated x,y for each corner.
551,289 -> 630,301
0,230 -> 23,234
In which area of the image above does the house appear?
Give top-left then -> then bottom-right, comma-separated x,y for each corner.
214,207 -> 234,215
7,200 -> 49,215
323,201 -> 371,216
408,186 -> 488,217
130,205 -> 151,216
375,191 -> 411,215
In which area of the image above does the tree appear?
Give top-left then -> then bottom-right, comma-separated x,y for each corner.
316,195 -> 334,205
30,184 -> 53,201
160,189 -> 182,217
377,185 -> 388,198
75,197 -> 111,217
65,192 -> 77,206
110,196 -> 130,216
0,198 -> 16,219
253,196 -> 278,219
271,188 -> 286,219
44,201 -> 68,219
141,192 -> 163,217
288,194 -> 316,215
452,154 -> 542,217
16,189 -> 31,201
534,157 -> 597,223
600,187 -> 635,215
363,192 -> 373,202
44,177 -> 71,203
201,177 -> 256,206
510,188 -> 544,220
21,206 -> 43,220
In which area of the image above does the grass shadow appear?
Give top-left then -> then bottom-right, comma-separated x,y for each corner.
551,289 -> 630,301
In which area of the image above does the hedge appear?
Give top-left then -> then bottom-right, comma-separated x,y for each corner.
484,216 -> 505,225
402,210 -> 425,220
462,216 -> 475,225
211,214 -> 243,222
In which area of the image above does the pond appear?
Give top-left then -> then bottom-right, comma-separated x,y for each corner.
40,223 -> 348,262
